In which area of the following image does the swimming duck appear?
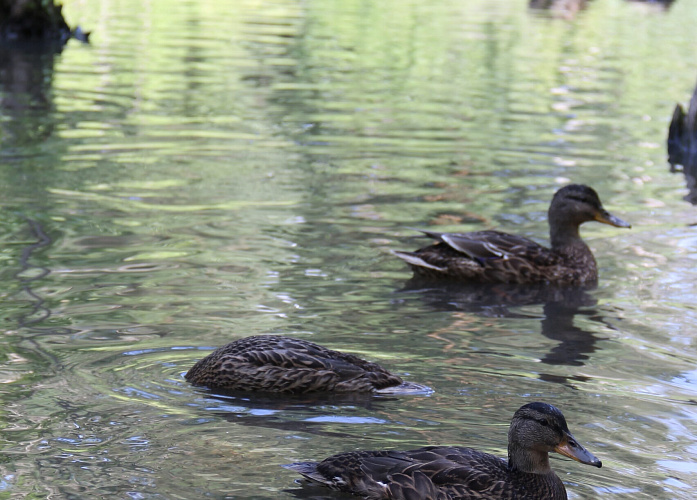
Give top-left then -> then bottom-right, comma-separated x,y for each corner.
668,80 -> 697,204
393,184 -> 630,285
185,335 -> 424,394
284,402 -> 602,500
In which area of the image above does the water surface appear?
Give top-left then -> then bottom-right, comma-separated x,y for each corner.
1,0 -> 697,498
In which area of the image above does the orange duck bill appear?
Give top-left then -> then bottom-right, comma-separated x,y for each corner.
555,431 -> 602,468
594,208 -> 631,228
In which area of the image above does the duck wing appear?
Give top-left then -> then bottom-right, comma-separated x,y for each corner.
419,230 -> 548,263
393,230 -> 564,284
288,446 -> 515,499
380,447 -> 510,498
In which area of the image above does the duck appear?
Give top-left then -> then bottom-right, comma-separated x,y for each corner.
283,402 -> 602,500
668,80 -> 697,169
667,80 -> 697,204
392,184 -> 630,285
185,335 -> 426,394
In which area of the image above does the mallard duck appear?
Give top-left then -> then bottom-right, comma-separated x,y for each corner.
185,335 -> 426,394
668,80 -> 697,204
668,80 -> 697,169
393,184 -> 630,285
284,402 -> 602,500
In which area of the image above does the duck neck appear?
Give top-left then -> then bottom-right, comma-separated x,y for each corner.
549,219 -> 584,250
508,443 -> 552,475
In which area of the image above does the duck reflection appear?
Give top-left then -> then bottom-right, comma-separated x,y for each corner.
538,297 -> 601,369
396,281 -> 608,373
668,80 -> 697,204
528,0 -> 590,18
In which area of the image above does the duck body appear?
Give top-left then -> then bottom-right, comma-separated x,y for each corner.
284,402 -> 602,500
288,446 -> 566,500
395,229 -> 597,285
393,184 -> 630,285
185,335 -> 410,394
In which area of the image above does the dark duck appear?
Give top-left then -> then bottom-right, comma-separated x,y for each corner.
284,402 -> 602,500
185,335 -> 426,394
393,184 -> 630,285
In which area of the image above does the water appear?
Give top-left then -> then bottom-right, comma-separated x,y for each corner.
1,0 -> 696,498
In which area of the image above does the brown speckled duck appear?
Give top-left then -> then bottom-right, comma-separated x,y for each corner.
393,184 -> 630,285
284,402 -> 602,500
185,335 -> 426,394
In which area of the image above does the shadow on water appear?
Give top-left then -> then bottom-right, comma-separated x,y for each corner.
0,42 -> 71,368
668,78 -> 697,205
528,0 -> 591,19
284,482 -> 356,500
189,388 -> 414,439
0,39 -> 70,336
395,281 -> 614,381
625,0 -> 676,9
528,0 -> 675,20
538,298 -> 603,369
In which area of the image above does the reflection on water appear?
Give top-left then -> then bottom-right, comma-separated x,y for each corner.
0,44 -> 59,116
14,218 -> 53,329
626,0 -> 676,9
539,298 -> 604,368
396,282 -> 604,374
0,0 -> 697,498
192,390 -> 412,438
529,0 -> 590,19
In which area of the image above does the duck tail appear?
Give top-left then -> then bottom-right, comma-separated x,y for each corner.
391,250 -> 446,272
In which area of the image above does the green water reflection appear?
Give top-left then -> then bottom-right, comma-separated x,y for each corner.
1,0 -> 697,498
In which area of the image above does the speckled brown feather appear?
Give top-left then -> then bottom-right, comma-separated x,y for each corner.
393,184 -> 630,285
185,335 -> 405,393
287,447 -> 564,500
284,402 -> 602,500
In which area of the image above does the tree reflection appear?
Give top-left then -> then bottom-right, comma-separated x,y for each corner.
0,42 -> 63,146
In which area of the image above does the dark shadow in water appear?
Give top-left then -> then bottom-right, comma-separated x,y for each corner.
528,0 -> 591,18
539,301 -> 612,384
668,79 -> 697,204
190,387 -> 416,439
395,281 -> 615,382
397,279 -> 596,317
0,42 -> 64,146
538,299 -> 602,368
625,0 -> 675,9
284,482 -> 356,500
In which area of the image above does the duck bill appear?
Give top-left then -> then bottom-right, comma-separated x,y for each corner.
555,432 -> 602,468
595,209 -> 631,229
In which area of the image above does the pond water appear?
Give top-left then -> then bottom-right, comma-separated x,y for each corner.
1,0 -> 697,498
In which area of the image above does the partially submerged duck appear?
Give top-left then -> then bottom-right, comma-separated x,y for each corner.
393,184 -> 630,285
185,335 -> 426,394
284,402 -> 602,500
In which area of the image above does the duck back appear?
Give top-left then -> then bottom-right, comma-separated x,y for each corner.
185,335 -> 404,393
